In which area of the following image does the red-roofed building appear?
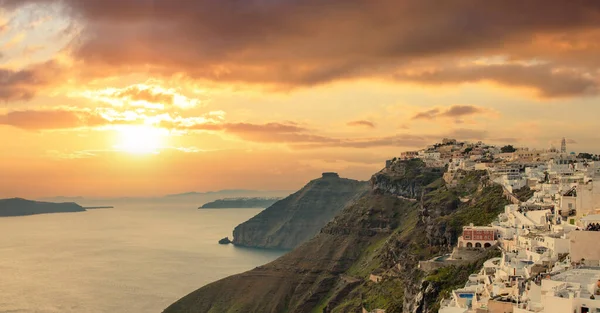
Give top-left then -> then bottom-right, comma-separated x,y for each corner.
458,223 -> 497,249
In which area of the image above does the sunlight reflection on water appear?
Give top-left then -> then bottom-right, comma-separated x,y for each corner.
0,205 -> 285,313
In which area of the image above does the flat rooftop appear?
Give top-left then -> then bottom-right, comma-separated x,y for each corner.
550,268 -> 600,284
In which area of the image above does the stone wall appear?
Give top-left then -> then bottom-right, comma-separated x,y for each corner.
501,185 -> 521,205
570,231 -> 600,263
418,259 -> 471,272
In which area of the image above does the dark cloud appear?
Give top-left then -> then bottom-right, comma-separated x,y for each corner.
347,120 -> 376,128
413,105 -> 490,120
0,61 -> 62,101
444,105 -> 485,117
2,0 -> 600,96
396,63 -> 600,98
413,108 -> 441,120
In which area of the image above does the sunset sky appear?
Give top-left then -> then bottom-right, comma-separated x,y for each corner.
1,1 -> 600,198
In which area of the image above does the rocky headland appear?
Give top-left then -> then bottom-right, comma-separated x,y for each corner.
231,172 -> 369,250
163,159 -> 508,313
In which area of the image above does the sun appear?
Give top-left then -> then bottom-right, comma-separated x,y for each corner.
115,126 -> 167,154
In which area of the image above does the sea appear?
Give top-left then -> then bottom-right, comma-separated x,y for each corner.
0,205 -> 285,313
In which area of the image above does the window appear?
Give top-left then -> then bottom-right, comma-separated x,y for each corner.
568,203 -> 573,209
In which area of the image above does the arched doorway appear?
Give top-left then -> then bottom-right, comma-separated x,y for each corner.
475,242 -> 482,248
484,243 -> 491,248
467,242 -> 473,248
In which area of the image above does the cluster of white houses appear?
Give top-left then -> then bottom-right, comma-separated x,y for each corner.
425,140 -> 600,313
365,139 -> 600,313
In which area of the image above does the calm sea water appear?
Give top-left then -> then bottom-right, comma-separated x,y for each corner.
0,205 -> 285,313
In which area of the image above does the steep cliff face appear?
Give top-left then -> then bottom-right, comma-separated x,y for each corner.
231,173 -> 369,250
164,194 -> 423,313
370,160 -> 444,199
163,160 -> 508,313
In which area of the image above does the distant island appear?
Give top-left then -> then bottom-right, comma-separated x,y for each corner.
37,190 -> 292,207
199,197 -> 283,209
0,198 -> 86,217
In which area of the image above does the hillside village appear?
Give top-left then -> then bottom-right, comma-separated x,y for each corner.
381,138 -> 600,313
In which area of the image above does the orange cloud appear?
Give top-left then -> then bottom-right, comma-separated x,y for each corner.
22,45 -> 45,57
412,105 -> 495,121
0,110 -> 104,130
80,84 -> 203,110
347,120 -> 376,128
288,135 -> 431,150
0,61 -> 63,101
0,23 -> 9,34
3,31 -> 25,49
115,87 -> 175,106
162,119 -> 432,149
0,109 -> 142,130
162,121 -> 308,135
0,108 -> 514,150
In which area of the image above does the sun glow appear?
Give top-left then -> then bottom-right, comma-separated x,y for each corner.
115,126 -> 167,154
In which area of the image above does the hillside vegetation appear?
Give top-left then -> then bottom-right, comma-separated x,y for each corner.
164,160 -> 508,313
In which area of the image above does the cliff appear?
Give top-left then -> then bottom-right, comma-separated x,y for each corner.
200,197 -> 283,209
231,173 -> 369,250
0,198 -> 86,217
163,160 -> 508,313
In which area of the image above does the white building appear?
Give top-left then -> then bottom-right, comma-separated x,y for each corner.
517,268 -> 600,313
569,231 -> 600,266
576,181 -> 600,217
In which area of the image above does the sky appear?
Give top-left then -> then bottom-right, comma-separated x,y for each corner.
1,0 -> 600,198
